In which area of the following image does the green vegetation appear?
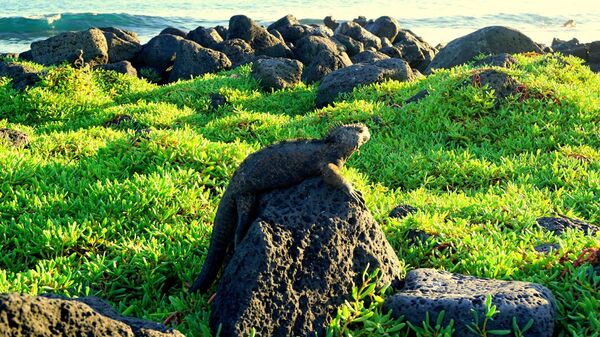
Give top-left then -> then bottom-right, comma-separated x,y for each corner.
0,54 -> 598,336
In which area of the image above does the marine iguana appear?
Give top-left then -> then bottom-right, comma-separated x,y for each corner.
188,123 -> 371,293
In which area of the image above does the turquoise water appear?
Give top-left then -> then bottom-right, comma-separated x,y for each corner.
1,0 -> 599,53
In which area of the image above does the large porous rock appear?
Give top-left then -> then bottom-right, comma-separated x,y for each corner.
384,269 -> 557,337
316,58 -> 415,108
473,53 -> 517,68
227,15 -> 293,58
334,34 -> 365,57
394,29 -> 437,72
351,50 -> 390,64
99,27 -> 142,63
537,216 -> 599,236
0,293 -> 184,337
267,14 -> 305,44
426,26 -> 543,73
0,128 -> 29,147
366,16 -> 401,41
209,177 -> 404,337
134,34 -> 185,80
187,26 -> 223,50
0,60 -> 40,91
251,57 -> 303,90
95,61 -> 138,77
218,38 -> 255,66
324,16 -> 339,31
31,28 -> 109,66
294,35 -> 342,64
473,69 -> 519,101
303,49 -> 352,84
335,21 -> 382,51
168,40 -> 231,82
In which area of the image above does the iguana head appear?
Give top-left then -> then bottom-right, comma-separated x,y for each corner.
325,123 -> 371,159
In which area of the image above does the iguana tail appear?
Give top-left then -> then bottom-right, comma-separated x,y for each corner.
188,194 -> 236,293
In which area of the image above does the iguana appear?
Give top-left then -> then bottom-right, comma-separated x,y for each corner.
188,123 -> 371,293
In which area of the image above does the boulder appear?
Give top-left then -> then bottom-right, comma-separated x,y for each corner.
588,41 -> 600,72
426,26 -> 543,73
209,177 -> 404,337
95,61 -> 138,77
0,128 -> 29,147
366,16 -> 401,41
380,45 -> 403,59
473,69 -> 519,101
134,34 -> 185,79
0,60 -> 40,90
537,216 -> 598,236
394,29 -> 437,72
187,26 -> 223,50
251,57 -> 303,90
100,27 -> 142,63
227,15 -> 293,58
389,204 -> 417,219
323,16 -> 339,31
0,293 -> 184,337
303,49 -> 352,84
159,27 -> 188,38
214,25 -> 228,40
30,28 -> 109,66
335,21 -> 382,51
18,50 -> 33,61
315,58 -> 415,108
473,53 -> 517,68
351,50 -> 390,64
334,34 -> 365,57
218,38 -> 255,66
168,40 -> 231,82
353,16 -> 370,27
295,35 -> 341,64
384,269 -> 556,337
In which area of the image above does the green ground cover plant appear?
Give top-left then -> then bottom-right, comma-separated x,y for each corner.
0,54 -> 598,336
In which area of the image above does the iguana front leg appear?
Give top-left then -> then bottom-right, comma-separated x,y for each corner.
321,162 -> 366,207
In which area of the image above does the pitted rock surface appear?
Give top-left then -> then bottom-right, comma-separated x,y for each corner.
389,204 -> 417,219
365,16 -> 401,41
227,15 -> 293,58
251,57 -> 303,90
384,269 -> 557,337
473,53 -> 517,68
350,50 -> 390,64
335,21 -> 382,51
302,49 -> 352,84
96,61 -> 138,77
537,216 -> 598,236
316,58 -> 415,108
0,293 -> 184,337
0,128 -> 29,147
473,69 -> 519,101
393,29 -> 437,72
134,34 -> 184,80
168,40 -> 231,82
0,60 -> 40,91
209,177 -> 404,337
426,26 -> 542,73
31,28 -> 109,66
100,27 -> 142,63
187,27 -> 224,50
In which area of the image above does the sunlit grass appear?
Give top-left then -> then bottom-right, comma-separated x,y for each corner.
0,54 -> 598,336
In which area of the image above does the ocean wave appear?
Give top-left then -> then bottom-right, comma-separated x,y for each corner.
0,12 -> 192,40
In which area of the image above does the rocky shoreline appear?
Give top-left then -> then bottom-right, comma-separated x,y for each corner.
1,14 -> 599,106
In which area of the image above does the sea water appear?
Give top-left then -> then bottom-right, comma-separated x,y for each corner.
1,0 -> 599,53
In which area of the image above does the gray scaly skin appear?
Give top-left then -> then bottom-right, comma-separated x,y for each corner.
188,124 -> 371,293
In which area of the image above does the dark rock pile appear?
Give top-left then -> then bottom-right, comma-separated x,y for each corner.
0,293 -> 184,337
552,38 -> 600,72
